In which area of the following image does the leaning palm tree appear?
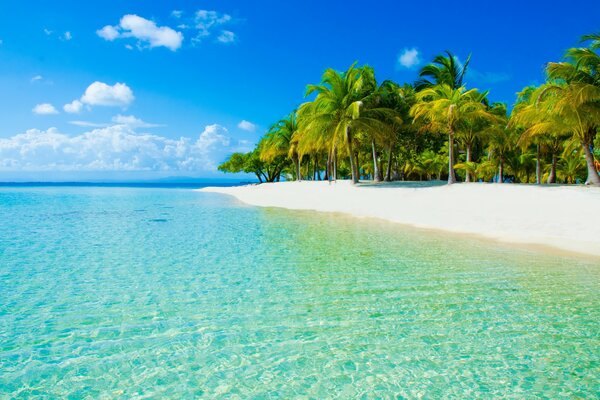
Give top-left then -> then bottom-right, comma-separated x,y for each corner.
410,84 -> 495,184
260,112 -> 301,180
302,63 -> 393,184
415,51 -> 471,90
538,35 -> 600,185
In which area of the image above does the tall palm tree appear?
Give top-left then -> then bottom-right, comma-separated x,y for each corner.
539,36 -> 600,185
302,63 -> 391,184
485,103 -> 514,183
415,51 -> 471,90
511,86 -> 569,184
410,84 -> 494,184
260,112 -> 301,180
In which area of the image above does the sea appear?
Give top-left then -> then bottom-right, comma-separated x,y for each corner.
1,183 -> 598,398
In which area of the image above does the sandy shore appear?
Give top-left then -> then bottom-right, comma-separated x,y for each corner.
200,181 -> 600,257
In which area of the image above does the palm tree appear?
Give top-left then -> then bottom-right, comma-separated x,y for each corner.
558,151 -> 586,184
539,36 -> 600,185
486,103 -> 514,183
511,86 -> 570,184
302,63 -> 392,184
410,84 -> 494,184
375,81 -> 416,181
415,51 -> 471,90
260,112 -> 301,180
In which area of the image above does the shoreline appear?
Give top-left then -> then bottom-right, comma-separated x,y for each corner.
199,181 -> 600,258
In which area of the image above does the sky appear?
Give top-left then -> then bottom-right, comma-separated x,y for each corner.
1,0 -> 599,181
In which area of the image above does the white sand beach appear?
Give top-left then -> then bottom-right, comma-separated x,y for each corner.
201,181 -> 600,257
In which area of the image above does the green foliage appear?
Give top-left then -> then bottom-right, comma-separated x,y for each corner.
218,32 -> 600,186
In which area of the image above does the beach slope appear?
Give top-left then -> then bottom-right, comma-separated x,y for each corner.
200,181 -> 600,257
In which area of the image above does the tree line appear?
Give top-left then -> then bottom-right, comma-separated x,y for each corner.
219,33 -> 600,186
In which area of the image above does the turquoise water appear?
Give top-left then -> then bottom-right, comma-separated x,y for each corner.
1,187 -> 599,398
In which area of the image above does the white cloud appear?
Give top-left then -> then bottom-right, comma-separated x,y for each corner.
111,114 -> 163,128
97,25 -> 120,41
193,10 -> 232,42
32,103 -> 59,115
237,120 -> 256,132
44,28 -> 53,36
80,81 -> 134,107
63,99 -> 83,113
63,31 -> 72,41
171,10 -> 183,18
97,14 -> 183,51
0,125 -> 231,172
398,48 -> 420,69
31,75 -> 43,83
217,30 -> 235,44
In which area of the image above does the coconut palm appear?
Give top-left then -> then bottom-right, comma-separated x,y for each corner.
410,84 -> 495,184
558,151 -> 586,184
511,86 -> 570,184
260,112 -> 301,180
415,51 -> 471,90
303,63 -> 393,184
485,103 -> 515,183
539,36 -> 600,185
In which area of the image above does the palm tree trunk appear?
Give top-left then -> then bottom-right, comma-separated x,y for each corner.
371,139 -> 381,182
294,154 -> 301,181
385,144 -> 393,181
316,157 -> 321,181
345,127 -> 359,184
547,154 -> 557,184
582,142 -> 600,185
465,144 -> 472,183
535,144 -> 541,185
325,150 -> 331,181
447,132 -> 457,184
333,147 -> 337,181
498,160 -> 504,183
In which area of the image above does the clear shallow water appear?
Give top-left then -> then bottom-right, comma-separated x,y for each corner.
0,187 -> 599,398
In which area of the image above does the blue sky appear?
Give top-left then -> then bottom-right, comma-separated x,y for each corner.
1,0 -> 599,180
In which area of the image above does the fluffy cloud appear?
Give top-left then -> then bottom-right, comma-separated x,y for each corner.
63,99 -> 83,113
32,103 -> 59,115
398,48 -> 420,69
237,120 -> 256,132
217,30 -> 235,44
97,25 -> 119,41
31,75 -> 43,83
97,14 -> 183,51
63,31 -> 72,41
80,82 -> 134,107
0,125 -> 231,172
171,10 -> 183,18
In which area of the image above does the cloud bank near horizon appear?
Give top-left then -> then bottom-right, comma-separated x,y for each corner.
0,124 -> 237,172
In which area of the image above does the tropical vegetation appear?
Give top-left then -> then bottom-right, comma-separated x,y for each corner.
219,33 -> 600,185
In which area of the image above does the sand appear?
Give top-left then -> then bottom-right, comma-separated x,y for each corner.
200,181 -> 600,257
